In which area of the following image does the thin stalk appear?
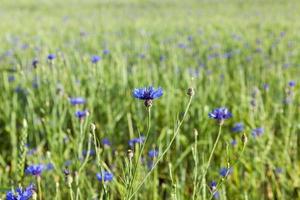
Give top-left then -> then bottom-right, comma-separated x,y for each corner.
128,96 -> 193,199
37,176 -> 42,200
126,107 -> 151,199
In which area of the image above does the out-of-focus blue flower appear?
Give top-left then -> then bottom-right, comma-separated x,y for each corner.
208,107 -> 232,122
263,83 -> 269,91
69,97 -> 86,105
96,171 -> 113,182
75,110 -> 89,119
148,149 -> 158,158
178,43 -> 187,49
231,139 -> 237,147
8,75 -> 15,82
91,55 -> 101,63
289,81 -> 296,87
103,49 -> 110,55
210,181 -> 219,199
133,86 -> 163,100
220,167 -> 233,177
47,54 -> 56,60
231,123 -> 244,132
128,136 -> 145,147
252,127 -> 264,137
32,59 -> 38,68
25,164 -> 44,176
102,138 -> 111,146
64,160 -> 72,166
46,163 -> 54,171
6,184 -> 35,200
159,55 -> 165,62
219,167 -> 233,177
275,167 -> 283,174
82,149 -> 96,157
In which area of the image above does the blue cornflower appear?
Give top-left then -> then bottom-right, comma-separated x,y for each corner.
102,138 -> 111,146
210,181 -> 219,199
47,54 -> 56,60
289,81 -> 296,87
64,160 -> 72,166
231,122 -> 244,132
103,49 -> 110,55
133,86 -> 163,107
69,97 -> 86,105
252,127 -> 264,137
82,149 -> 96,157
25,164 -> 44,176
46,163 -> 54,171
263,83 -> 269,91
75,110 -> 89,119
96,171 -> 113,182
128,136 -> 145,147
148,149 -> 158,158
231,139 -> 237,147
91,55 -> 101,63
208,107 -> 232,123
275,167 -> 283,174
6,184 -> 35,200
32,59 -> 38,68
8,75 -> 15,82
219,167 -> 233,177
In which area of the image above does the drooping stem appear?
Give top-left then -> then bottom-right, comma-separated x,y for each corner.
128,95 -> 193,200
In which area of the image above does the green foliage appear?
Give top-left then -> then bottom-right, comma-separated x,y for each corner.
0,0 -> 300,199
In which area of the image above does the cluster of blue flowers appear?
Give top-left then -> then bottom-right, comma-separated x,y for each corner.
96,171 -> 113,182
6,184 -> 35,200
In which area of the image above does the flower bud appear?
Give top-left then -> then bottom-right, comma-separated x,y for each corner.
127,149 -> 134,160
144,99 -> 153,107
90,123 -> 96,132
187,87 -> 195,96
241,133 -> 248,144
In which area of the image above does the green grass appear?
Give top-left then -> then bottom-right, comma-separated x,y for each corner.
0,0 -> 300,199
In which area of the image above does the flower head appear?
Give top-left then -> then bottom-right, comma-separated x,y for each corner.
32,59 -> 38,68
231,139 -> 237,147
47,54 -> 56,60
219,167 -> 233,177
289,81 -> 296,87
263,83 -> 269,91
133,86 -> 163,100
91,55 -> 101,63
133,86 -> 163,107
102,138 -> 111,146
6,184 -> 35,200
75,110 -> 89,119
128,136 -> 145,147
208,107 -> 232,123
103,49 -> 110,55
252,127 -> 264,137
25,164 -> 44,176
148,149 -> 159,158
231,122 -> 244,132
210,181 -> 219,199
69,97 -> 86,105
96,171 -> 113,182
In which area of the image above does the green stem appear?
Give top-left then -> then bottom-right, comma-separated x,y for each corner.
37,176 -> 42,200
127,107 -> 151,199
128,96 -> 193,200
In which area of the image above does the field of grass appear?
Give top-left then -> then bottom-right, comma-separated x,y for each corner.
0,0 -> 300,199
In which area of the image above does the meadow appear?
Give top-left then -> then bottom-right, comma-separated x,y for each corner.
0,0 -> 300,199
